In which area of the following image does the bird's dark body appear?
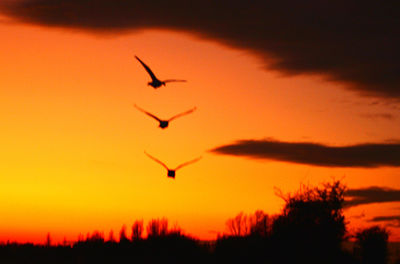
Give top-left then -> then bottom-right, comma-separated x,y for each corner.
148,80 -> 165,88
134,104 -> 195,130
145,152 -> 201,180
167,170 -> 176,178
159,121 -> 169,129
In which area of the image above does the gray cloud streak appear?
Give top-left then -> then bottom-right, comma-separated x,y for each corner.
345,187 -> 400,208
368,215 -> 400,228
211,139 -> 400,168
360,113 -> 395,120
369,215 -> 400,222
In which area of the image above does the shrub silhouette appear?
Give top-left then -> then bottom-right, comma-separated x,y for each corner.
271,180 -> 347,263
217,181 -> 351,264
355,226 -> 389,264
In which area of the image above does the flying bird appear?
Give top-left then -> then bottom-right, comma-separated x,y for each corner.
145,152 -> 201,179
135,56 -> 187,88
134,104 -> 196,129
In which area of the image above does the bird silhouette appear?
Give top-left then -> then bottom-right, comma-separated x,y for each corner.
134,104 -> 196,129
145,152 -> 201,178
135,56 -> 187,88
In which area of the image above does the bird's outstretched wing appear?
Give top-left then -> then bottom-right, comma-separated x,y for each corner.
134,104 -> 162,122
175,156 -> 202,171
135,56 -> 158,81
168,107 -> 197,121
163,79 -> 187,83
145,152 -> 169,170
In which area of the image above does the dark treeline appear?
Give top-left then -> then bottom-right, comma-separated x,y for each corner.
0,181 -> 394,264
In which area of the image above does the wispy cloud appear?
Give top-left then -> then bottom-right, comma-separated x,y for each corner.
349,212 -> 366,219
210,139 -> 400,168
345,187 -> 400,208
0,0 -> 399,99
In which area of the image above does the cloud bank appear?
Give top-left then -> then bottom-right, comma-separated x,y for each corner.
0,0 -> 399,99
368,215 -> 400,228
345,187 -> 400,208
211,139 -> 400,168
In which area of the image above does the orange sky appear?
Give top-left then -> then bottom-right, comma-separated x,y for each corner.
1,21 -> 400,243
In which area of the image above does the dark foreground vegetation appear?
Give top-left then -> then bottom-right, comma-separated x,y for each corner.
0,181 -> 395,264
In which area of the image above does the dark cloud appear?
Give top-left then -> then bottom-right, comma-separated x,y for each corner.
368,215 -> 400,228
345,187 -> 400,208
369,215 -> 400,222
210,139 -> 400,168
360,113 -> 395,120
0,0 -> 399,99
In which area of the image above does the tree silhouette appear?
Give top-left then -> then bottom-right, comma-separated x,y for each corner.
271,180 -> 347,262
0,181 -> 374,264
45,233 -> 51,247
226,210 -> 270,237
85,231 -> 104,244
355,226 -> 389,264
226,212 -> 249,236
119,225 -> 129,243
132,220 -> 144,240
249,210 -> 269,237
108,230 -> 116,243
147,218 -> 169,237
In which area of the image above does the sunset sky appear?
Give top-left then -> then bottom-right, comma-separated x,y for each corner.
0,1 -> 399,243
